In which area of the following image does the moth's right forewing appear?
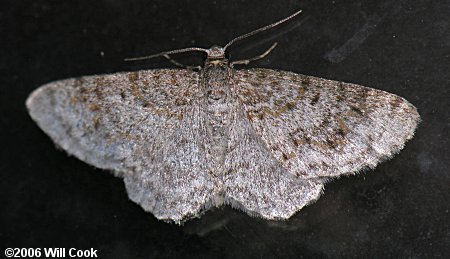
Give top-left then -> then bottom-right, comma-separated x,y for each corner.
234,68 -> 420,179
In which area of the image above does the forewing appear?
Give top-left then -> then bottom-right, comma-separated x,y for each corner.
26,69 -> 219,223
234,68 -> 420,179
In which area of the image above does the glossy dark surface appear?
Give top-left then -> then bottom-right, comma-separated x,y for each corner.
1,0 -> 449,258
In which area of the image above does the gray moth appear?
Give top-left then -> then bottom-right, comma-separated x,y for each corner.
26,11 -> 420,224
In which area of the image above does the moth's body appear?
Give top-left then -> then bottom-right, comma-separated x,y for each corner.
202,58 -> 234,174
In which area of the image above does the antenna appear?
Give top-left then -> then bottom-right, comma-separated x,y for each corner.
124,10 -> 302,62
124,47 -> 208,62
223,10 -> 302,50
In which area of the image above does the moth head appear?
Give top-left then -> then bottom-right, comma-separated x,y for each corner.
206,46 -> 226,59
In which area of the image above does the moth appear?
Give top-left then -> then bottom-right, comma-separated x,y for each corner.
26,10 -> 420,224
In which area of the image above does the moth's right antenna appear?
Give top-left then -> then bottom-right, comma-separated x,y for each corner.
124,47 -> 208,61
223,10 -> 302,51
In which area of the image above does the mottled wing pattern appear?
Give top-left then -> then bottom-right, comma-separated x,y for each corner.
224,105 -> 324,219
26,69 -> 219,222
234,69 -> 420,179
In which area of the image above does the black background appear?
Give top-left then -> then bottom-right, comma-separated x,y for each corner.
1,0 -> 449,258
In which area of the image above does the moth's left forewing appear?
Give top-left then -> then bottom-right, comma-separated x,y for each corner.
26,69 -> 221,223
234,68 -> 420,179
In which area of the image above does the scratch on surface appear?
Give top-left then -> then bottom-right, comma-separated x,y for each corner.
324,14 -> 382,63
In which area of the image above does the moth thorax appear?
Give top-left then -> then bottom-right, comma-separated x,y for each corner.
204,62 -> 230,104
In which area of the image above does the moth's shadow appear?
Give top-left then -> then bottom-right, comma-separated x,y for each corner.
180,178 -> 354,237
181,206 -> 314,236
